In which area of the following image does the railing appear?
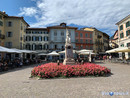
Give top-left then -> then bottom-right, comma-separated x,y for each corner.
97,35 -> 102,38
94,41 -> 103,45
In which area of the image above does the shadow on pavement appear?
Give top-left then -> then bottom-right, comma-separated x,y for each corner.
0,62 -> 48,75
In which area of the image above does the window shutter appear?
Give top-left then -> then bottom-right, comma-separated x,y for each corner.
126,31 -> 128,36
6,32 -> 8,37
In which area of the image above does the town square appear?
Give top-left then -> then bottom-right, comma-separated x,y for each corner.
0,0 -> 130,98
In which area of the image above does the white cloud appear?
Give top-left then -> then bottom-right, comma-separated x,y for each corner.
18,0 -> 130,35
18,7 -> 37,16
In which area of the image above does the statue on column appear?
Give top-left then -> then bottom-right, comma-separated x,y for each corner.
63,28 -> 75,65
66,28 -> 71,44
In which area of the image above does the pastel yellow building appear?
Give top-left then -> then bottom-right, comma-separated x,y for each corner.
0,11 -> 7,46
83,27 -> 109,54
116,14 -> 130,59
0,11 -> 29,49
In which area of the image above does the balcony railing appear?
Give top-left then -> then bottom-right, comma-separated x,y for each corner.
97,35 -> 102,38
0,34 -> 5,39
95,41 -> 104,45
76,42 -> 93,44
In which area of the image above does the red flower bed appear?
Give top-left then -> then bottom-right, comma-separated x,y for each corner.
31,63 -> 111,79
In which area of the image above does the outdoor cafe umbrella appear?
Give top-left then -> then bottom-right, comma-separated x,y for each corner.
0,46 -> 8,52
80,52 -> 96,55
0,46 -> 21,53
48,51 -> 60,56
48,51 -> 60,61
58,50 -> 77,54
38,53 -> 47,56
115,47 -> 130,52
77,49 -> 93,53
106,47 -> 130,53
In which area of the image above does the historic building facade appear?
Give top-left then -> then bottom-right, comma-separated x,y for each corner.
116,14 -> 130,59
75,30 -> 93,50
47,23 -> 77,52
0,11 -> 110,56
103,33 -> 109,51
109,30 -> 119,48
82,27 -> 109,54
0,11 -> 29,49
25,28 -> 49,53
0,11 -> 7,47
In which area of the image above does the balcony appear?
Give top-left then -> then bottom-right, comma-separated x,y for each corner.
95,41 -> 104,45
0,34 -> 5,39
97,35 -> 102,38
76,42 -> 93,44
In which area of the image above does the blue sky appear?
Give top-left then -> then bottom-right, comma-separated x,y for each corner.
0,0 -> 130,37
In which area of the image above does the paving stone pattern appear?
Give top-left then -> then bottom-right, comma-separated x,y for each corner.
0,61 -> 130,98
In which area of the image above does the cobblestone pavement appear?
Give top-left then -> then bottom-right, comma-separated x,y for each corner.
0,61 -> 130,98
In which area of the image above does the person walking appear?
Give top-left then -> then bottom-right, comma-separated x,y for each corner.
109,55 -> 112,62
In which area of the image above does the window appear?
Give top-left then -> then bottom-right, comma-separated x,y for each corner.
38,44 -> 42,50
32,44 -> 36,50
81,45 -> 83,49
61,31 -> 64,36
0,15 -> 2,19
8,21 -> 12,27
90,40 -> 92,44
80,39 -> 83,43
44,31 -> 48,34
20,43 -> 22,49
54,31 -> 57,36
20,37 -> 22,41
90,46 -> 93,50
38,31 -> 42,34
43,44 -> 49,50
26,44 -> 31,50
21,23 -> 23,30
85,34 -> 88,37
26,31 -> 31,34
0,21 -> 3,26
29,36 -> 31,41
24,26 -> 26,32
126,30 -> 130,36
120,25 -> 123,30
32,31 -> 35,34
86,46 -> 88,49
6,42 -> 12,48
80,33 -> 83,37
86,40 -> 88,43
54,45 -> 57,49
32,36 -> 36,41
127,43 -> 130,47
120,44 -> 124,47
90,34 -> 92,38
76,33 -> 78,37
61,46 -> 64,49
76,39 -> 78,43
36,36 -> 39,41
126,21 -> 130,28
7,32 -> 12,37
120,32 -> 124,38
44,36 -> 48,41
26,36 -> 31,41
39,36 -> 42,41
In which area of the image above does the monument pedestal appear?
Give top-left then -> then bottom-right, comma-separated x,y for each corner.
63,44 -> 75,65
63,58 -> 75,65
